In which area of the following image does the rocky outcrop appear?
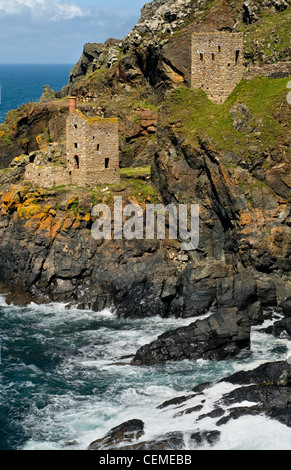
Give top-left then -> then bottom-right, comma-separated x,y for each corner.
217,361 -> 291,427
66,40 -> 122,88
0,103 -> 68,170
88,419 -> 145,450
280,297 -> 291,317
0,180 -> 279,319
131,307 -> 253,366
263,317 -> 291,336
187,361 -> 291,428
89,427 -> 220,451
87,361 -> 291,450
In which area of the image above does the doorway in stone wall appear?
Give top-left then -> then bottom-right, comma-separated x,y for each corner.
74,155 -> 80,169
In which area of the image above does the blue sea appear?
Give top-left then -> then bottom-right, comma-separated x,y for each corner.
0,294 -> 290,451
0,64 -> 74,123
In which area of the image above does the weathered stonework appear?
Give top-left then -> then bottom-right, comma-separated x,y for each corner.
24,164 -> 71,188
24,99 -> 120,188
245,61 -> 291,80
191,32 -> 244,103
66,109 -> 120,186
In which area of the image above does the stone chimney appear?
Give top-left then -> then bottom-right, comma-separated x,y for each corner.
69,96 -> 77,114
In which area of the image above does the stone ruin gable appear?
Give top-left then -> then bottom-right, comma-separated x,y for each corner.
66,109 -> 120,186
191,32 -> 244,104
24,164 -> 71,189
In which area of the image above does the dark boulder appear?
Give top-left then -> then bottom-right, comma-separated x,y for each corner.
131,307 -> 251,366
120,432 -> 185,451
88,419 -> 144,450
280,297 -> 291,317
218,361 -> 291,427
264,318 -> 291,337
221,360 -> 291,386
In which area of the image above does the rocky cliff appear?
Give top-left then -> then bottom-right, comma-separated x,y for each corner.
0,0 -> 290,340
0,0 -> 290,451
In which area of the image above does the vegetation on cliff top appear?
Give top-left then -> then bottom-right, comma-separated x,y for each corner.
243,6 -> 291,63
159,75 -> 291,159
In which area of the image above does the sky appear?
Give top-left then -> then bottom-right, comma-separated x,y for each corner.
0,0 -> 147,64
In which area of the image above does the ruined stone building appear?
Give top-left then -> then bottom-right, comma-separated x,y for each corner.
25,97 -> 120,188
191,32 -> 244,103
66,97 -> 120,186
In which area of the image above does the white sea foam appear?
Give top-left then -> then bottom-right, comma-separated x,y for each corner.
209,415 -> 291,450
0,294 -> 8,307
2,302 -> 290,450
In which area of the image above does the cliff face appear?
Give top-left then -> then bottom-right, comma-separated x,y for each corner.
0,77 -> 289,315
0,179 -> 280,318
65,0 -> 291,100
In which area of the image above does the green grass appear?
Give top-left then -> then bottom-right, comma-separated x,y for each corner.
159,76 -> 291,158
120,166 -> 151,178
49,173 -> 161,213
243,6 -> 291,63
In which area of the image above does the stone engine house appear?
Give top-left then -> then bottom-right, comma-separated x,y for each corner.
191,32 -> 244,103
66,97 -> 120,186
25,97 -> 120,188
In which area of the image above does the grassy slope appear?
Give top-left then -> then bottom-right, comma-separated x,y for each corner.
242,6 -> 291,63
159,76 -> 291,159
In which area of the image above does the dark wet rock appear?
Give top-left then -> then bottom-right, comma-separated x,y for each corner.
222,385 -> 291,413
93,428 -> 221,451
174,404 -> 204,417
119,432 -> 185,451
190,430 -> 221,447
216,405 -> 264,426
269,408 -> 291,427
221,360 -> 291,386
192,382 -> 211,393
280,298 -> 291,317
88,419 -> 144,450
256,276 -> 277,307
158,394 -> 195,410
264,318 -> 291,337
217,361 -> 291,427
197,408 -> 226,421
132,308 -> 251,365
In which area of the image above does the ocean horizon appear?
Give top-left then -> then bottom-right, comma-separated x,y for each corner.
0,64 -> 74,123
